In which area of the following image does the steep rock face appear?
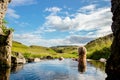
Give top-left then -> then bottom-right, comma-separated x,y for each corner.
0,0 -> 12,68
0,30 -> 12,68
0,0 -> 11,35
105,0 -> 120,80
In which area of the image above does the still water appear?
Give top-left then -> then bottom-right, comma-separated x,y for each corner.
1,59 -> 107,80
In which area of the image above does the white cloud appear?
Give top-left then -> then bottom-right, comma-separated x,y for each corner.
41,7 -> 112,37
10,0 -> 37,7
80,4 -> 96,12
6,8 -> 20,19
13,33 -> 94,47
45,7 -> 62,15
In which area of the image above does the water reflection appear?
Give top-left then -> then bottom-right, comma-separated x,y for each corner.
9,59 -> 106,80
0,68 -> 10,80
87,60 -> 106,71
11,64 -> 23,73
78,63 -> 86,73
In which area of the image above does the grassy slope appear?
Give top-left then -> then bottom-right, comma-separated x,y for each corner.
85,34 -> 113,60
12,41 -> 78,58
51,46 -> 78,58
12,33 -> 113,59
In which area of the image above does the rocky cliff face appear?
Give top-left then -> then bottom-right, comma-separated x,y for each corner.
0,30 -> 12,68
105,0 -> 120,80
0,0 -> 12,68
0,0 -> 11,35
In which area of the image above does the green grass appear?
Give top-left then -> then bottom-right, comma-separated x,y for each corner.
12,41 -> 78,59
12,34 -> 113,60
85,34 -> 113,60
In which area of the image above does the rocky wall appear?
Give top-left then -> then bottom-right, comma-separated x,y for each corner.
105,0 -> 120,80
0,0 -> 12,68
0,0 -> 11,35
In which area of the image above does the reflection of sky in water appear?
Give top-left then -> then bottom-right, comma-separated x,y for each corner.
10,59 -> 106,80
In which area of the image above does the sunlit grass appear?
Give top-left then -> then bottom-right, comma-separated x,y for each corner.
12,41 -> 78,59
85,34 -> 113,60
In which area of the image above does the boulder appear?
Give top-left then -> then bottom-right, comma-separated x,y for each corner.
27,58 -> 41,63
59,57 -> 64,61
78,46 -> 87,73
46,56 -> 53,59
11,52 -> 26,64
27,58 -> 34,63
99,58 -> 106,62
34,58 -> 41,62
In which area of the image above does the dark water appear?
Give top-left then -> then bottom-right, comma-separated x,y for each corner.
1,59 -> 107,80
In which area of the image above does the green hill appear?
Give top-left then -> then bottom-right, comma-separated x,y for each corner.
85,33 -> 113,60
12,41 -> 29,53
12,41 -> 56,58
12,41 -> 78,58
51,45 -> 78,58
12,33 -> 113,59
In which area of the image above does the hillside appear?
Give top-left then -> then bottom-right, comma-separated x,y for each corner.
85,33 -> 113,60
51,45 -> 78,58
12,33 -> 113,59
12,41 -> 78,58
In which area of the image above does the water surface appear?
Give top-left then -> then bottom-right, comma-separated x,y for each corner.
9,59 -> 106,80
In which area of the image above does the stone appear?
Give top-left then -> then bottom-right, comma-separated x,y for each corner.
78,46 -> 87,73
59,57 -> 64,61
105,0 -> 120,79
27,58 -> 40,63
34,58 -> 41,62
46,55 -> 53,59
99,58 -> 106,62
11,52 -> 26,64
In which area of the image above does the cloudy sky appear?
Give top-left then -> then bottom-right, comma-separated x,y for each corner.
6,0 -> 112,47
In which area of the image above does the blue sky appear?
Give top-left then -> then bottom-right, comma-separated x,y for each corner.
6,0 -> 112,47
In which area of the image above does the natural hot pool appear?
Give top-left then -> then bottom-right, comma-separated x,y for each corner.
3,59 -> 107,80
